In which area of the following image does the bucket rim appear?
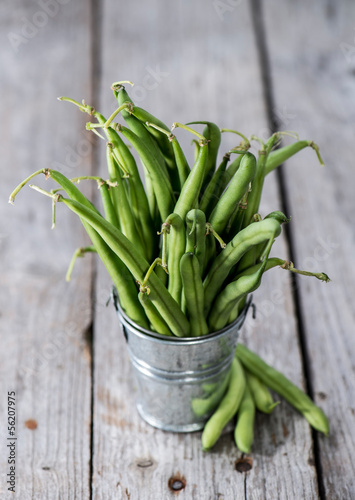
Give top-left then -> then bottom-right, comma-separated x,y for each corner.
112,288 -> 252,345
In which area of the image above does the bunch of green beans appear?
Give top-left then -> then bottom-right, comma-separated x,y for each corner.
9,83 -> 330,448
201,345 -> 329,453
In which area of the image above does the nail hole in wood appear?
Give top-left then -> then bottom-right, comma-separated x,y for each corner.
168,473 -> 186,492
235,457 -> 253,473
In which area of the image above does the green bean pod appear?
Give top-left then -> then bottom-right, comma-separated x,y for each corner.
138,292 -> 172,336
114,87 -> 171,181
66,245 -> 96,282
128,105 -> 180,192
191,369 -> 232,418
170,135 -> 191,189
245,370 -> 279,414
236,345 -> 329,435
218,151 -> 248,196
199,153 -> 230,218
106,145 -> 145,255
174,140 -> 209,221
209,152 -> 256,234
203,218 -> 281,316
235,219 -> 262,274
185,209 -> 206,275
188,121 -> 221,190
232,257 -> 285,281
57,196 -> 190,337
242,212 -> 290,272
145,122 -> 190,191
242,135 -> 278,229
265,140 -> 324,176
165,213 -> 185,306
208,236 -> 274,331
97,181 -> 120,229
116,124 -> 175,221
201,357 -> 246,451
225,189 -> 249,238
227,299 -> 245,326
234,384 -> 255,453
180,253 -> 209,336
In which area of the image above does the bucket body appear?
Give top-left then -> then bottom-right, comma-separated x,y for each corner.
116,304 -> 248,432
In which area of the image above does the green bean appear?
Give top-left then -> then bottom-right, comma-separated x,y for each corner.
191,370 -> 232,418
245,370 -> 279,414
227,299 -> 246,325
115,123 -> 175,221
106,145 -> 145,255
66,246 -> 96,282
199,153 -> 230,217
185,209 -> 206,275
56,195 -> 190,337
241,134 -> 279,229
170,135 -> 191,189
234,256 -> 330,283
232,257 -> 285,281
126,105 -> 180,193
238,212 -> 289,273
208,236 -> 274,331
174,138 -> 209,221
145,122 -> 190,191
235,218 -> 262,274
265,140 -> 324,176
234,384 -> 255,453
180,253 -> 209,336
218,147 -> 249,197
203,218 -> 281,315
201,357 -> 246,450
188,121 -> 221,190
209,152 -> 256,234
165,213 -> 185,306
236,345 -> 329,435
225,189 -> 249,237
138,292 -> 172,336
113,87 -> 171,182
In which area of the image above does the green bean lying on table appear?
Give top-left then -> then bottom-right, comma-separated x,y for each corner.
236,344 -> 329,435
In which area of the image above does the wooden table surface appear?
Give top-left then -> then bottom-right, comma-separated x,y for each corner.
1,1 -> 354,499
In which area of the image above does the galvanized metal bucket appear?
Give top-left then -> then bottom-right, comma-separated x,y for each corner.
114,295 -> 250,433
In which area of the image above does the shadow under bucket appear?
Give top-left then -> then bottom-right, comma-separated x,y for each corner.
114,293 -> 250,433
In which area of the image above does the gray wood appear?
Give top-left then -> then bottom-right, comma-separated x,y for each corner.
0,1 -> 93,498
263,0 -> 355,498
92,1 -> 318,498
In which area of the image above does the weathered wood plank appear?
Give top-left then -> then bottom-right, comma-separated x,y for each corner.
0,1 -> 93,498
263,0 -> 355,498
92,1 -> 318,498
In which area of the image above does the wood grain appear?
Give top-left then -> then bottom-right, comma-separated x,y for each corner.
0,1 -> 93,498
91,1 -> 318,498
263,0 -> 355,498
